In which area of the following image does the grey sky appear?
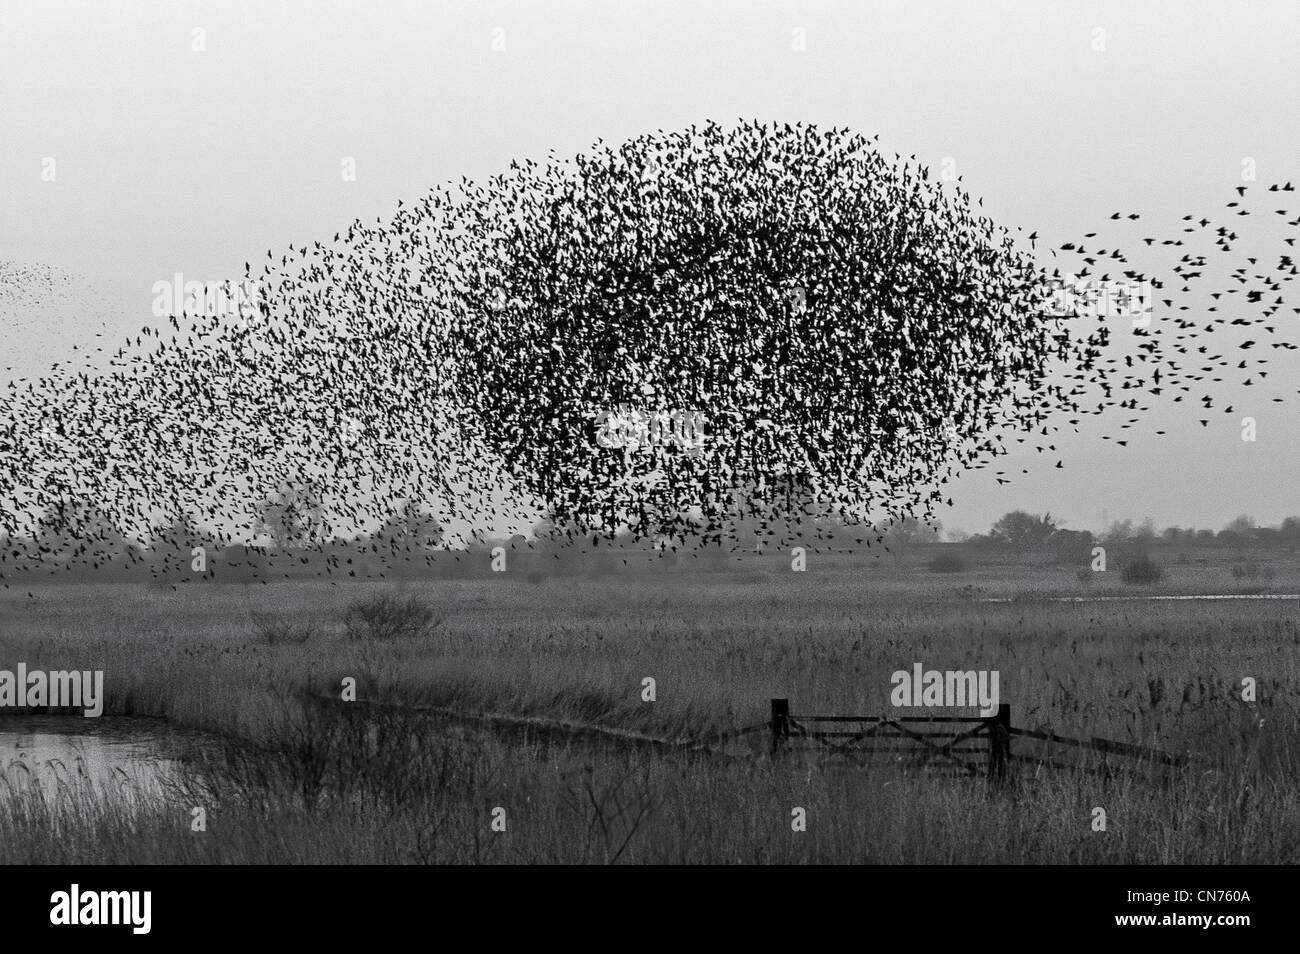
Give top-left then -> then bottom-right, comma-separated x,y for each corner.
2,0 -> 1298,538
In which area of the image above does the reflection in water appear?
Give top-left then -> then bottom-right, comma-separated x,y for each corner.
0,716 -> 207,798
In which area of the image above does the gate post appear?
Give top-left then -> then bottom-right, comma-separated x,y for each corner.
770,698 -> 789,758
987,703 -> 1011,787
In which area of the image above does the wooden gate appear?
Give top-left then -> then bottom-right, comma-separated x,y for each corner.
770,698 -> 1190,784
770,698 -> 1011,782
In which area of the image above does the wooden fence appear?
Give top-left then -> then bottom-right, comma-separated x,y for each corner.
305,691 -> 1190,784
770,698 -> 1189,785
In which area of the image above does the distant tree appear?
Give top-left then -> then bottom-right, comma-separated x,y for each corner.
727,482 -> 767,552
29,496 -> 128,570
1281,516 -> 1300,545
28,501 -> 77,564
1164,527 -> 1201,548
729,474 -> 815,552
123,538 -> 148,568
531,515 -> 560,544
1215,514 -> 1257,548
880,514 -> 941,565
255,483 -> 326,550
147,512 -> 211,580
1223,514 -> 1257,537
1048,527 -> 1094,564
372,499 -> 443,554
989,510 -> 1058,552
1103,518 -> 1135,542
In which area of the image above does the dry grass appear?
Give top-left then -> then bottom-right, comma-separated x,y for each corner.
0,556 -> 1297,863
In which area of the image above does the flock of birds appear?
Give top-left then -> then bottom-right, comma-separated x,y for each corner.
1,119 -> 1298,583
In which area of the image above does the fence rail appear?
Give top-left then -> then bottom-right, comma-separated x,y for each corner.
306,691 -> 1190,784
304,691 -> 768,760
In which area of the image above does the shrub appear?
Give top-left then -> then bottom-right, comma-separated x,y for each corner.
928,551 -> 967,574
1120,555 -> 1164,585
344,593 -> 439,641
251,611 -> 317,645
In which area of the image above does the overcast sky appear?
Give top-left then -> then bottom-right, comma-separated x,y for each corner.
3,0 -> 1298,537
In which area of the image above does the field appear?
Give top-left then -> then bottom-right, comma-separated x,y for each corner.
1,547 -> 1298,864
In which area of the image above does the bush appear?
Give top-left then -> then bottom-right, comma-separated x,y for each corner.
928,551 -> 967,574
1120,555 -> 1164,585
251,611 -> 317,645
344,593 -> 440,641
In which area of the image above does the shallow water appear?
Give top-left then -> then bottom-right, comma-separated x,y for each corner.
0,715 -> 210,797
976,594 -> 1300,603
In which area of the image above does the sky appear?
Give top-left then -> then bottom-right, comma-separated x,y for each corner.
2,0 -> 1299,539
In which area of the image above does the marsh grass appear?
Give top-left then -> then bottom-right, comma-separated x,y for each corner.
250,611 -> 318,645
928,552 -> 967,574
3,705 -> 1297,863
1,564 -> 1298,862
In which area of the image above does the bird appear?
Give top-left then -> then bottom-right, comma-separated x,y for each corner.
0,121 -> 1297,577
